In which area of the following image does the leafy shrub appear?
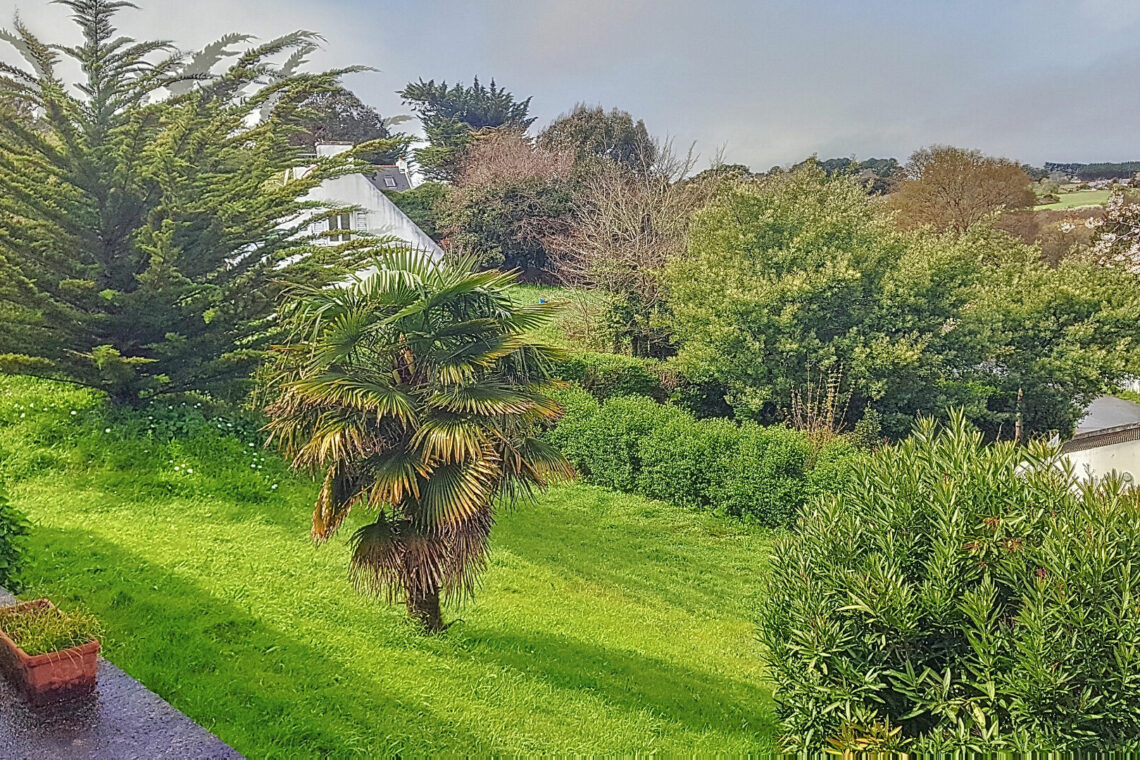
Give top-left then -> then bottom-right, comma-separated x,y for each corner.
568,396 -> 687,492
0,492 -> 27,593
545,387 -> 601,476
555,352 -> 668,401
760,413 -> 1140,753
710,423 -> 814,524
638,417 -> 738,510
549,392 -> 860,526
805,435 -> 862,497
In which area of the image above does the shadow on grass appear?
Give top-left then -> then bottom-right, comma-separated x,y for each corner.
465,626 -> 776,739
24,526 -> 484,758
492,485 -> 767,619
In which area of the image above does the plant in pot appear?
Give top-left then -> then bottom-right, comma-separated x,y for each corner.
0,600 -> 102,706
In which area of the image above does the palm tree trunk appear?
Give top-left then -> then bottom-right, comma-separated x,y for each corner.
406,585 -> 444,633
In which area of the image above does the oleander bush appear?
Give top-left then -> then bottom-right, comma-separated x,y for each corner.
548,389 -> 859,525
0,491 -> 27,593
759,412 -> 1140,753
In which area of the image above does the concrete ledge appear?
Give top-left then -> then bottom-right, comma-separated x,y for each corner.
0,588 -> 242,760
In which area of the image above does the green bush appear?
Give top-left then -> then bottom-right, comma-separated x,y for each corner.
569,396 -> 687,492
555,352 -> 668,402
710,423 -> 814,524
759,413 -> 1140,753
806,435 -> 861,497
546,387 -> 601,478
638,417 -> 738,510
550,392 -> 861,526
0,491 -> 27,593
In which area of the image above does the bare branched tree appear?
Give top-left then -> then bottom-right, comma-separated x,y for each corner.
548,140 -> 720,356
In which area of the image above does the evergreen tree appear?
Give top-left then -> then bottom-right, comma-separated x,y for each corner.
399,77 -> 535,181
538,104 -> 656,171
0,1 -> 395,404
293,87 -> 412,164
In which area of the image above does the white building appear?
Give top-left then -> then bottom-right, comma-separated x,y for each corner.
1061,422 -> 1140,486
299,143 -> 443,261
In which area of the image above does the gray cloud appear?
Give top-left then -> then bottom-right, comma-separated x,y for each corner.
3,0 -> 1138,169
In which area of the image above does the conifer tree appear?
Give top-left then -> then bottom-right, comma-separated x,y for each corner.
0,1 -> 396,403
399,77 -> 535,182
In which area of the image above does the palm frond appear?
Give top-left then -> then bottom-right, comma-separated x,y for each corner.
411,413 -> 489,464
312,465 -> 362,542
416,458 -> 497,528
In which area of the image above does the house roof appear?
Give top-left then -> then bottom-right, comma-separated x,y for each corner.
367,165 -> 412,193
1061,421 -> 1140,454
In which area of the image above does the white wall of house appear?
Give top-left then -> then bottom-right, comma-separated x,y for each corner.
1064,438 -> 1140,484
299,144 -> 444,261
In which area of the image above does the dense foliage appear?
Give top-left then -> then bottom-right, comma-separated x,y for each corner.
889,146 -> 1036,233
548,389 -> 858,526
436,131 -> 575,273
263,251 -> 571,631
399,77 -> 535,181
1045,161 -> 1140,180
0,1 -> 372,404
293,86 -> 411,163
760,414 -> 1140,752
815,156 -> 901,194
554,351 -> 669,401
385,181 -> 448,240
0,491 -> 27,593
666,165 -> 1140,438
537,104 -> 656,171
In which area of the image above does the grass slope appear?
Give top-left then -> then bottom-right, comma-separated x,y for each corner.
1034,189 -> 1113,210
513,285 -> 607,352
0,376 -> 775,757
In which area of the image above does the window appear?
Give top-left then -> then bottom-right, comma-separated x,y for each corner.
383,176 -> 397,188
328,212 -> 352,243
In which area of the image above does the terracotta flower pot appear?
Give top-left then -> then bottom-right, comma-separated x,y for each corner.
0,599 -> 100,706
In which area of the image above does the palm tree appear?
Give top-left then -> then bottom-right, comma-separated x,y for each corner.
264,250 -> 572,632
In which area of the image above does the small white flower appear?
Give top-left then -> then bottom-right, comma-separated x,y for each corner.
19,413 -> 24,418
186,468 -> 193,474
104,427 -> 111,433
70,410 -> 77,416
271,484 -> 278,490
248,443 -> 254,448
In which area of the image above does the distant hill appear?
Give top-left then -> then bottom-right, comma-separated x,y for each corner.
1044,161 -> 1140,180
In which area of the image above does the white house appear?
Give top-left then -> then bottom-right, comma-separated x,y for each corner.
299,143 -> 443,261
1061,422 -> 1140,486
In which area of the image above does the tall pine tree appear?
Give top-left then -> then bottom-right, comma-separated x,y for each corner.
0,0 -> 395,403
399,77 -> 535,182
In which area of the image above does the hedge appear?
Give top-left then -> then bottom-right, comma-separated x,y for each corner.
553,352 -> 669,402
553,351 -> 733,418
548,388 -> 859,526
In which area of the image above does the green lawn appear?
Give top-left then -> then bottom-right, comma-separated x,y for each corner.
1034,189 -> 1113,211
514,284 -> 607,352
0,376 -> 776,757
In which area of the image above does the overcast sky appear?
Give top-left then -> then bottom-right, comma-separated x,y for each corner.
5,0 -> 1140,171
